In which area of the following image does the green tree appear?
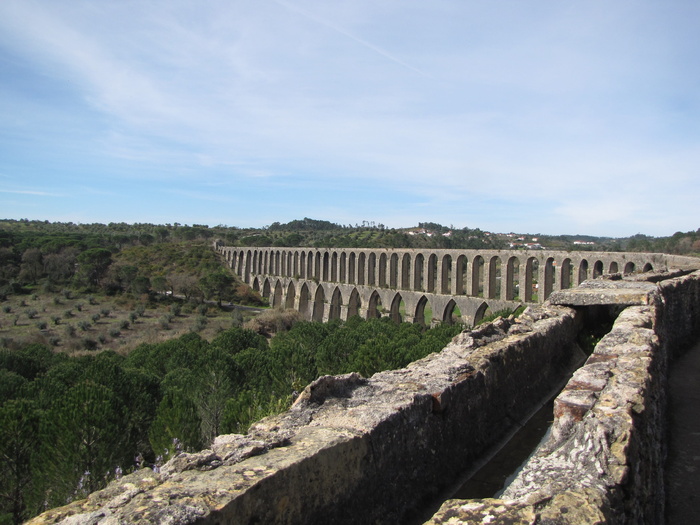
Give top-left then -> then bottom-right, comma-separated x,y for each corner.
151,275 -> 172,296
116,264 -> 138,291
210,327 -> 268,355
222,390 -> 289,435
43,249 -> 77,284
0,247 -> 20,284
149,390 -> 202,462
0,370 -> 27,405
131,276 -> 151,295
81,352 -> 160,460
195,363 -> 235,444
0,344 -> 57,382
155,227 -> 170,243
200,271 -> 235,307
0,400 -> 41,524
75,248 -> 112,288
18,248 -> 43,284
38,381 -> 126,507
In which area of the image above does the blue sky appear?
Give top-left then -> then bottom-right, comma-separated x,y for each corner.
0,1 -> 698,237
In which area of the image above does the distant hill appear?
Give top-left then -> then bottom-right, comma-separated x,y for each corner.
1,217 -> 698,257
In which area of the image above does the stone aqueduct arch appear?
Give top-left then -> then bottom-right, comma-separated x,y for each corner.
218,245 -> 671,326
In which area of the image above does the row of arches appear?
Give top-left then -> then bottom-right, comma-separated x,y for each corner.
222,247 -> 658,304
253,277 -> 510,327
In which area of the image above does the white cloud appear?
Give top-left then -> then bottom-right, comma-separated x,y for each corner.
0,0 -> 697,235
0,189 -> 63,197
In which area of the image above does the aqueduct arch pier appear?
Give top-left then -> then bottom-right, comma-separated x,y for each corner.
215,244 -> 696,325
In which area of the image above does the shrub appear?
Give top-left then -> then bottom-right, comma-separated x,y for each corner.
109,328 -> 121,338
62,289 -> 72,299
78,320 -> 91,331
63,309 -> 73,319
119,319 -> 130,330
158,317 -> 170,330
36,321 -> 48,330
88,296 -> 97,305
25,308 -> 38,320
101,308 -> 111,317
91,313 -> 101,324
64,324 -> 76,337
192,315 -> 208,332
82,338 -> 98,350
98,334 -> 107,344
197,304 -> 209,316
135,305 -> 146,317
182,303 -> 195,314
51,316 -> 61,325
53,297 -> 62,306
49,336 -> 60,347
129,312 -> 138,323
475,306 -> 526,327
244,308 -> 301,336
170,303 -> 182,316
2,305 -> 10,313
75,303 -> 83,312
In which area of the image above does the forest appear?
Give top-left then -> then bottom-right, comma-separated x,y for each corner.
2,217 -> 699,257
0,218 -> 698,523
0,318 -> 462,523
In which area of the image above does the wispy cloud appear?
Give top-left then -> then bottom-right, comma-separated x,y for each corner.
0,189 -> 63,197
0,1 -> 697,236
274,0 -> 427,77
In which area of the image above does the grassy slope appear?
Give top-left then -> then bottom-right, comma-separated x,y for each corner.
0,241 -> 260,355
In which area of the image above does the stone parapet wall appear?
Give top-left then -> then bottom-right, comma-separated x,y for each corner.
656,270 -> 700,356
429,270 -> 700,524
28,306 -> 583,524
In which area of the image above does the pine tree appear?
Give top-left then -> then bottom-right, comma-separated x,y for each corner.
0,400 -> 40,524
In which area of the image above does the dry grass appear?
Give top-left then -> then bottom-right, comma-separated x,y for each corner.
0,291 -> 259,356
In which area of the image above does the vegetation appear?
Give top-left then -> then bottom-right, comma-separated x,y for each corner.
476,306 -> 526,327
0,318 -> 463,523
235,218 -> 700,254
2,218 -> 699,261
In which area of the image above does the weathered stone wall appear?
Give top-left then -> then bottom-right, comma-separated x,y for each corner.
28,306 -> 584,524
656,270 -> 700,356
429,270 -> 700,524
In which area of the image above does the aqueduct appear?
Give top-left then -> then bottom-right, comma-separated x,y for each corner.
215,244 -> 694,325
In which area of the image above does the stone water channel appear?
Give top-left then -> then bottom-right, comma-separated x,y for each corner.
410,315 -> 612,525
408,396 -> 558,525
665,337 -> 700,523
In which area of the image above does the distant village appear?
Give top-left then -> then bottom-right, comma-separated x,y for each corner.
406,228 -> 597,251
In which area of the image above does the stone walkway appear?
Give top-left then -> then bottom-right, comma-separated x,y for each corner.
666,338 -> 700,523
